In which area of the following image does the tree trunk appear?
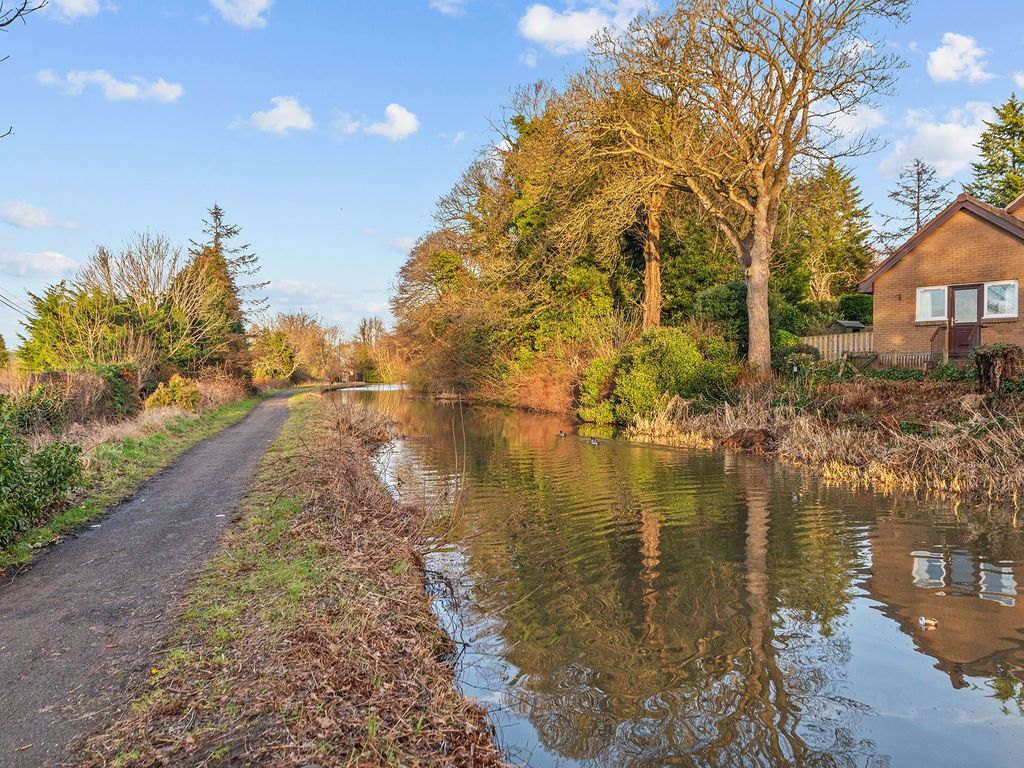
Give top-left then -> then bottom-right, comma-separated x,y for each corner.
745,229 -> 773,373
642,189 -> 667,332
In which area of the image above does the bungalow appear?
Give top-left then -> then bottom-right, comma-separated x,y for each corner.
859,192 -> 1024,360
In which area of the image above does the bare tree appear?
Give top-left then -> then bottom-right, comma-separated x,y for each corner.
2,1 -> 46,139
567,0 -> 908,371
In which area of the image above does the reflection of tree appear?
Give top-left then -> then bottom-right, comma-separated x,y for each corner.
373,393 -> 887,766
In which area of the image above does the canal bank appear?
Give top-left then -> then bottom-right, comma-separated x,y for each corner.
75,393 -> 507,767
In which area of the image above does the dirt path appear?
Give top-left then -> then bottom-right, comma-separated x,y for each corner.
0,394 -> 293,768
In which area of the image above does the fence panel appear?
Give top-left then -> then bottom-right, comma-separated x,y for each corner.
800,331 -> 873,361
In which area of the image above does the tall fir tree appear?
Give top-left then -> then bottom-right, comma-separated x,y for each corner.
965,94 -> 1024,207
878,159 -> 953,254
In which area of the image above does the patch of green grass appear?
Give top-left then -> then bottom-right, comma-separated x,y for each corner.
0,396 -> 265,570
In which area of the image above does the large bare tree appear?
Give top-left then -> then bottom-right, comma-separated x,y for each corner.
567,0 -> 908,370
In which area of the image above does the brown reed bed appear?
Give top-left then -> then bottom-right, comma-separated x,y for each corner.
72,393 -> 508,768
627,379 -> 1024,509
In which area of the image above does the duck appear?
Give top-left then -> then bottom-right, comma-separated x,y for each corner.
919,616 -> 938,630
558,430 -> 566,438
589,437 -> 600,446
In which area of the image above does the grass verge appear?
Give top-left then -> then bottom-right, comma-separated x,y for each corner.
1,396 -> 265,571
75,393 -> 507,767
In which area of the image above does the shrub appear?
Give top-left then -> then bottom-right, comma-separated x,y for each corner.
797,300 -> 841,334
195,375 -> 248,411
145,375 -> 201,411
865,367 -> 925,381
0,422 -> 81,546
611,327 -> 738,423
771,343 -> 822,375
0,384 -> 68,435
576,354 -> 619,425
928,362 -> 974,382
838,294 -> 873,326
694,281 -> 803,355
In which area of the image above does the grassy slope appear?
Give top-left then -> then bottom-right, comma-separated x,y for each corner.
1,396 -> 265,571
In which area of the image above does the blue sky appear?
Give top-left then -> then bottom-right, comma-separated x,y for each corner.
2,0 -> 1024,345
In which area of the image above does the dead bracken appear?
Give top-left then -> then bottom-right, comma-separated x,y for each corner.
73,394 -> 509,768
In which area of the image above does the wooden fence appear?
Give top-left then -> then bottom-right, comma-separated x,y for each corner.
800,331 -> 873,361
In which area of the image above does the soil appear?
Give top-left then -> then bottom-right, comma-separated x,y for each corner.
0,393 -> 291,768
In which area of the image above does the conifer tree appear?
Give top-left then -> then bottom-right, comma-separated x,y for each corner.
878,159 -> 953,254
965,94 -> 1024,207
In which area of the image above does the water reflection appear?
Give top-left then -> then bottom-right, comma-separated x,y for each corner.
341,390 -> 1024,767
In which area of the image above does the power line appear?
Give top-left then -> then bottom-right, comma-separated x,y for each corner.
0,286 -> 30,315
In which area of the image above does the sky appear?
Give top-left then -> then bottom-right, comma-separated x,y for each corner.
2,0 -> 1024,346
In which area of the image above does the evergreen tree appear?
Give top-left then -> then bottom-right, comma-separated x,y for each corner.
878,159 -> 953,253
0,333 -> 7,367
965,94 -> 1024,207
187,204 -> 265,372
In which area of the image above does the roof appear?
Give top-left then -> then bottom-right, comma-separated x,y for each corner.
859,193 -> 1024,293
1009,191 -> 1024,215
834,320 -> 866,329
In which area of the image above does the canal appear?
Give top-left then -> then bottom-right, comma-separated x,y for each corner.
340,387 -> 1024,767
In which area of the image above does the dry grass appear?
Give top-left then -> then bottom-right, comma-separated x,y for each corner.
73,394 -> 508,768
195,375 -> 249,411
65,407 -> 188,462
628,380 -> 1024,507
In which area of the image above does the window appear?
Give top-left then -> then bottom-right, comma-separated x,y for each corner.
916,286 -> 947,321
984,280 -> 1018,319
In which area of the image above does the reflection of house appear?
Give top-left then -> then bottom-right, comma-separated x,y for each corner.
865,519 -> 1024,688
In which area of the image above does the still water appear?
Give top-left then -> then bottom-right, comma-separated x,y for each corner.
342,388 -> 1024,767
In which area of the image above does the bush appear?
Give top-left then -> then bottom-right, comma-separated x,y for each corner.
145,374 -> 201,411
693,281 -> 803,355
610,327 -> 738,423
195,375 -> 248,411
577,355 -> 619,425
772,343 -> 822,375
928,362 -> 974,382
865,367 -> 925,381
0,422 -> 81,546
838,294 -> 873,326
0,384 -> 68,435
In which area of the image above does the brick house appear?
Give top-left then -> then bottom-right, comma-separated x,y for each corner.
859,192 -> 1024,360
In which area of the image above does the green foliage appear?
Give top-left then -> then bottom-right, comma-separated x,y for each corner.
609,327 -> 738,423
838,294 -> 873,325
576,355 -> 619,425
772,343 -> 822,375
928,363 -> 974,382
0,385 -> 68,435
145,374 -> 201,411
797,300 -> 841,334
965,94 -> 1024,207
251,329 -> 296,381
0,422 -> 81,547
693,281 -> 802,355
864,367 -> 925,381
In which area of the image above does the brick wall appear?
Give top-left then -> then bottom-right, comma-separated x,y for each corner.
873,209 -> 1024,353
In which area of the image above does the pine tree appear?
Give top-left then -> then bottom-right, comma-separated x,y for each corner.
965,94 -> 1024,207
878,159 -> 953,254
186,205 -> 266,372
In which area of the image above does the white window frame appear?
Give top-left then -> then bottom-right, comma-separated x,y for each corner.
916,285 -> 948,322
983,279 -> 1019,320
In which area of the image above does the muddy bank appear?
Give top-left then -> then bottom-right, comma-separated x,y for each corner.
74,393 -> 507,767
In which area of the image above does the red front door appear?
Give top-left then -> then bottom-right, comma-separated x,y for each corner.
949,285 -> 981,358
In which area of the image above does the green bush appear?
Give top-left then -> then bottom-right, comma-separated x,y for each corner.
693,281 -> 803,355
83,363 -> 141,417
0,423 -> 81,547
928,363 -> 974,382
576,355 -> 619,425
145,374 -> 202,411
838,294 -> 873,326
865,367 -> 924,381
0,385 -> 67,435
772,343 -> 822,375
611,327 -> 738,423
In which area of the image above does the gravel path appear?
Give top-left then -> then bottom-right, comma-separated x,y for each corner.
0,394 -> 292,767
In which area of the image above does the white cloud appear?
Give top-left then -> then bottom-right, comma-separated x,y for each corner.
47,0 -> 101,21
331,112 -> 362,138
1014,72 -> 1024,89
244,96 -> 315,135
365,104 -> 420,141
881,101 -> 993,177
210,0 -> 272,29
0,251 -> 76,277
830,105 -> 887,138
451,130 -> 466,145
1,201 -> 77,230
38,69 -> 184,103
389,236 -> 416,252
518,1 -> 644,54
927,33 -> 993,83
430,0 -> 467,16
520,49 -> 539,67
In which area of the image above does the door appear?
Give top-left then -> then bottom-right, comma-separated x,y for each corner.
949,285 -> 981,357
